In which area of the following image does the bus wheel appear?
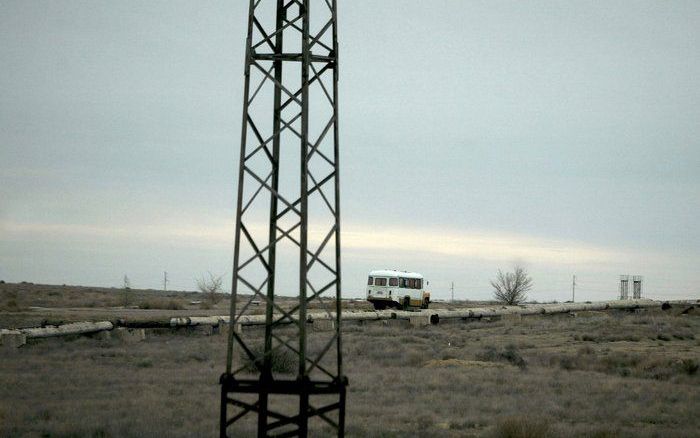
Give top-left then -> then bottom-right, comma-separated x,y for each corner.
402,297 -> 410,311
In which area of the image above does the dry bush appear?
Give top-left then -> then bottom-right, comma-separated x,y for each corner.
679,358 -> 699,376
492,416 -> 550,438
477,344 -> 527,369
0,298 -> 27,312
242,346 -> 297,374
491,266 -> 532,305
196,272 -> 224,305
0,289 -> 27,312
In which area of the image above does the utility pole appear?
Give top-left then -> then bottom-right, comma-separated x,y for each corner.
163,271 -> 168,292
572,275 -> 576,302
451,281 -> 454,303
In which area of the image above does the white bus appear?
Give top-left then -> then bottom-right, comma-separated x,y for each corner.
366,269 -> 430,310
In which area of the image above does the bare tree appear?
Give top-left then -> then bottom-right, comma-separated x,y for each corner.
196,272 -> 224,304
491,265 -> 532,305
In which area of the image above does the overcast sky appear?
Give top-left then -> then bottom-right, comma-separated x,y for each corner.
1,0 -> 699,301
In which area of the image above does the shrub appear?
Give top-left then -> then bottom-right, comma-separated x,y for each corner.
672,331 -> 694,340
492,416 -> 549,438
578,345 -> 595,355
416,414 -> 433,431
490,266 -> 532,305
477,344 -> 527,369
679,359 -> 699,376
136,359 -> 153,368
2,299 -> 19,311
196,272 -> 224,304
243,346 -> 297,374
559,356 -> 576,370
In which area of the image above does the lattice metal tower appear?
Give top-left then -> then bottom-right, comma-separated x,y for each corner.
619,275 -> 630,300
632,275 -> 643,299
220,0 -> 345,436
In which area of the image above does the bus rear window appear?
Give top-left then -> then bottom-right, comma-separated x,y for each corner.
367,276 -> 373,285
375,278 -> 387,286
389,278 -> 398,287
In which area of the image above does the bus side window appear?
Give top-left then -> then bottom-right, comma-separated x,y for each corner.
389,278 -> 398,287
367,276 -> 373,285
417,279 -> 422,289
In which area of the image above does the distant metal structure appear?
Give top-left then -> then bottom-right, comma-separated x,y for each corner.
620,275 -> 643,300
619,275 -> 630,300
632,275 -> 643,299
220,0 -> 345,437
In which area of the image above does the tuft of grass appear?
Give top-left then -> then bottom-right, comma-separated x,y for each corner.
492,416 -> 549,438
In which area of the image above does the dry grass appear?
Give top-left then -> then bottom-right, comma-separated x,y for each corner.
0,282 -> 386,329
492,416 -> 550,438
138,298 -> 184,311
0,282 -> 209,312
0,295 -> 698,437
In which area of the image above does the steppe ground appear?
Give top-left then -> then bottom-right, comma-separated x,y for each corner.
1,283 -> 699,437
